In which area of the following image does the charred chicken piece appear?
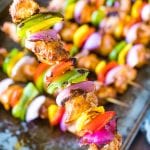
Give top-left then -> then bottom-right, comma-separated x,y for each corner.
64,91 -> 98,124
60,22 -> 78,42
96,86 -> 117,105
99,34 -> 116,56
25,40 -> 69,65
78,54 -> 100,72
114,66 -> 137,93
10,0 -> 39,23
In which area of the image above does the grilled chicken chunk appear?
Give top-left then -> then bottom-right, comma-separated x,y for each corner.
10,0 -> 39,23
25,40 -> 69,65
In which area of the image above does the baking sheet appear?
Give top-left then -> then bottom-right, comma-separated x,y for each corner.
0,1 -> 150,150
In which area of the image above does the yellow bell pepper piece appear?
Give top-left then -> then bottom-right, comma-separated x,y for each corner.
27,17 -> 63,35
131,0 -> 143,19
64,3 -> 75,20
7,52 -> 25,77
76,112 -> 88,132
76,106 -> 105,132
95,61 -> 106,75
118,43 -> 132,65
48,104 -> 58,123
114,21 -> 124,38
73,24 -> 89,47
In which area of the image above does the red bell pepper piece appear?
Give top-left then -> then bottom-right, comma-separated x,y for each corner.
10,86 -> 23,108
98,61 -> 118,83
33,63 -> 49,82
84,111 -> 116,133
46,59 -> 74,83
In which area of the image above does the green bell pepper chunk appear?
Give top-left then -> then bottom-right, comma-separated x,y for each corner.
109,41 -> 127,61
7,52 -> 25,77
65,0 -> 78,7
12,83 -> 39,120
17,12 -> 63,39
106,0 -> 115,6
47,69 -> 89,94
70,45 -> 79,57
2,48 -> 19,73
35,72 -> 47,93
91,9 -> 105,26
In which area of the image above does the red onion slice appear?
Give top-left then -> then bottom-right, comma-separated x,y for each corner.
74,0 -> 86,23
56,81 -> 95,106
80,119 -> 116,146
141,4 -> 150,22
60,112 -> 68,132
27,29 -> 60,42
83,32 -> 101,51
53,22 -> 64,33
105,66 -> 122,85
26,95 -> 46,122
127,44 -> 143,67
125,23 -> 141,43
0,78 -> 14,95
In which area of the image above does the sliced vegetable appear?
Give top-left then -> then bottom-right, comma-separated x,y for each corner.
2,48 -> 19,73
83,32 -> 101,51
105,66 -> 122,85
64,3 -> 76,20
118,43 -> 132,64
91,8 -> 105,26
76,106 -> 105,133
106,0 -> 115,6
80,119 -> 116,145
109,41 -> 127,60
98,61 -> 118,83
83,111 -> 116,133
46,58 -> 76,84
141,4 -> 150,22
26,95 -> 46,122
74,0 -> 86,23
127,44 -> 143,67
0,78 -> 14,95
48,104 -> 65,126
17,12 -> 63,38
70,45 -> 79,57
27,29 -> 60,42
10,85 -> 23,108
12,83 -> 39,120
73,25 -> 95,48
56,81 -> 95,106
95,61 -> 106,75
47,69 -> 89,94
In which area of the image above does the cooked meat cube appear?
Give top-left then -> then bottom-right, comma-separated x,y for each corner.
10,0 -> 39,23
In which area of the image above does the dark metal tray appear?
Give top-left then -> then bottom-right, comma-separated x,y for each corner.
0,1 -> 150,150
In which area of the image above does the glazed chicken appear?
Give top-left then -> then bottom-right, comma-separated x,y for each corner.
65,91 -> 98,123
10,0 -> 39,23
78,54 -> 100,72
114,65 -> 137,93
25,40 -> 69,65
60,22 -> 78,42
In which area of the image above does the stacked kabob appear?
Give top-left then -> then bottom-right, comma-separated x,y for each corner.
0,0 -> 122,150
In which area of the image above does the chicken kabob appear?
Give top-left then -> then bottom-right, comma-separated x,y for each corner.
0,47 -> 127,107
8,0 -> 121,149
